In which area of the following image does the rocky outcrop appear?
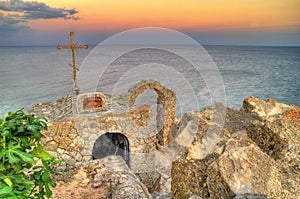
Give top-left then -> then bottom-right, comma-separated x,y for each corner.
207,132 -> 284,198
172,97 -> 299,198
52,156 -> 152,199
243,97 -> 300,197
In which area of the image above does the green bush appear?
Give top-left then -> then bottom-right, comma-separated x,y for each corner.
0,109 -> 61,199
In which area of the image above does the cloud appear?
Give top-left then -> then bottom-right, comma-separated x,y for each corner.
0,0 -> 79,31
0,0 -> 79,20
0,13 -> 28,31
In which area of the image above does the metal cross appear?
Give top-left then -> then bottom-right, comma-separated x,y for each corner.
57,32 -> 88,94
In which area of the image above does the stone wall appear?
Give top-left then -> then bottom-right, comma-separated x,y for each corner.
41,105 -> 158,187
29,80 -> 177,191
29,95 -> 73,121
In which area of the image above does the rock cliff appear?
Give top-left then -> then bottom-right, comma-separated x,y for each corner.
171,97 -> 299,198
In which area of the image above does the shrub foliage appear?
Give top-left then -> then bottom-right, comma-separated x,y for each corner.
0,109 -> 60,199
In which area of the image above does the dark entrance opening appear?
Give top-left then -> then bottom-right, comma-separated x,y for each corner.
92,133 -> 130,167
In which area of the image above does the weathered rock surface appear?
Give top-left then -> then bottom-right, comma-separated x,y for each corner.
172,97 -> 299,198
207,132 -> 285,198
52,155 -> 152,199
243,97 -> 300,197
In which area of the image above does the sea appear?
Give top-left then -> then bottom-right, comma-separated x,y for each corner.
0,45 -> 299,118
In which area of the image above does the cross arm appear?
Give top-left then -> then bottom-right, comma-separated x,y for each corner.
75,45 -> 88,49
57,45 -> 88,50
57,45 -> 71,50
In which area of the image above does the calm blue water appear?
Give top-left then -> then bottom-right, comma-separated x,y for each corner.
0,45 -> 299,117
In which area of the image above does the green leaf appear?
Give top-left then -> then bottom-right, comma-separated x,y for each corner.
0,164 -> 5,172
0,119 -> 4,128
45,183 -> 52,198
12,163 -> 22,172
26,128 -> 43,139
16,151 -> 34,163
4,195 -> 18,199
20,137 -> 30,148
4,178 -> 12,187
1,129 -> 11,137
26,125 -> 37,131
7,142 -> 34,164
41,172 -> 50,182
0,150 -> 5,159
32,172 -> 41,181
30,144 -> 51,160
0,185 -> 12,196
48,180 -> 56,187
7,153 -> 20,164
17,125 -> 25,133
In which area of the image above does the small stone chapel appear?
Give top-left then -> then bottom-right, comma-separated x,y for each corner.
29,79 -> 177,190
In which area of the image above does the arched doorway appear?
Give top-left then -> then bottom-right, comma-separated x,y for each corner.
92,133 -> 130,167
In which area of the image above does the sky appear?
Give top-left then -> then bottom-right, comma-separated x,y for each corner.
0,0 -> 299,46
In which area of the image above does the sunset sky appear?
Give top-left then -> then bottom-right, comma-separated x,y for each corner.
0,0 -> 299,46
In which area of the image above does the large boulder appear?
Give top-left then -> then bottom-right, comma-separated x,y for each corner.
243,97 -> 300,196
172,103 -> 255,198
241,96 -> 293,121
207,133 -> 285,198
171,97 -> 299,198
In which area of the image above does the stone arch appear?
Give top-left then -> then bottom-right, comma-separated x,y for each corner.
92,133 -> 130,167
129,80 -> 176,147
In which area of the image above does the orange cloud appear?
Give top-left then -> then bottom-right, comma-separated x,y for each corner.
29,0 -> 300,32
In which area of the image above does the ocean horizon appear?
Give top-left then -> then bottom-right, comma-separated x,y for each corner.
1,44 -> 300,48
0,45 -> 299,117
